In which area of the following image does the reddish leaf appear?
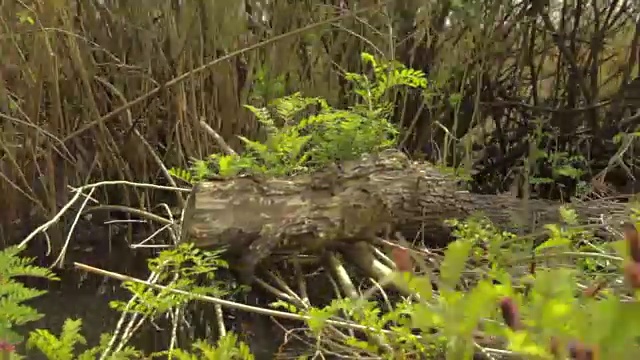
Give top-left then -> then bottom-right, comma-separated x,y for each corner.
567,341 -> 598,360
499,297 -> 522,330
623,223 -> 640,264
391,247 -> 413,273
0,341 -> 15,353
624,262 -> 640,290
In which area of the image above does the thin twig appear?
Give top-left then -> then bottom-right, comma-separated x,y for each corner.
73,262 -> 431,338
198,118 -> 237,156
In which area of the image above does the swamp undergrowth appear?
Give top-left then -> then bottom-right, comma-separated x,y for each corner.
4,213 -> 640,359
3,53 -> 640,359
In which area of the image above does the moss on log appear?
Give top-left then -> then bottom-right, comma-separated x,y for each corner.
180,149 -> 630,277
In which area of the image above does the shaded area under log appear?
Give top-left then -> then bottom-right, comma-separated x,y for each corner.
181,150 -> 631,277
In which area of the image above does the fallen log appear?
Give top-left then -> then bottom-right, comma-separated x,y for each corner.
180,149 -> 630,279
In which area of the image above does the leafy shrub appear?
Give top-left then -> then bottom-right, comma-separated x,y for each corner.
5,206 -> 640,359
0,244 -> 255,359
170,52 -> 427,181
271,211 -> 640,359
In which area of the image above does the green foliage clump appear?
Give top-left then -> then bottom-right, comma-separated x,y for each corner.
109,243 -> 231,317
0,245 -> 58,345
170,52 -> 427,182
26,318 -> 142,360
0,243 -> 257,359
26,317 -> 254,360
270,208 -> 640,359
167,335 -> 254,360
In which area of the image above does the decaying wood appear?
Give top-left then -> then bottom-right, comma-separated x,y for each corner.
180,149 -> 630,277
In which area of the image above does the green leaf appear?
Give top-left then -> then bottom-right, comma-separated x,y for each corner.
306,307 -> 332,336
440,239 -> 473,290
407,275 -> 433,300
559,206 -> 579,225
458,280 -> 497,335
506,330 -> 549,357
535,236 -> 571,253
607,239 -> 627,259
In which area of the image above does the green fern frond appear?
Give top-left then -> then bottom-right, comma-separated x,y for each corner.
0,247 -> 58,280
0,297 -> 44,325
190,160 -> 211,180
26,318 -> 86,360
0,245 -> 59,344
187,52 -> 426,178
169,167 -> 194,183
168,334 -> 254,360
244,104 -> 276,133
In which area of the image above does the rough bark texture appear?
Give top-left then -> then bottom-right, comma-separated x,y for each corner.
181,149 -> 630,277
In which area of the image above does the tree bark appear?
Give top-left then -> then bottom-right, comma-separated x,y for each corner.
180,149 -> 630,276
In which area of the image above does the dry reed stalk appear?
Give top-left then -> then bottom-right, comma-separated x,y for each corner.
0,0 -> 396,247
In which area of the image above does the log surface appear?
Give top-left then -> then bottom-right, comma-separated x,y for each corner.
181,150 -> 629,275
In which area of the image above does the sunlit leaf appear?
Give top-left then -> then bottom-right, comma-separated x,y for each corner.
440,240 -> 473,290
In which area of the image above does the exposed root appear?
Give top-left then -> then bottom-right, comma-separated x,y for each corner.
326,252 -> 358,299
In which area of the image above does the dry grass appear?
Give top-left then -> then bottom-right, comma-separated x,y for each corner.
0,0 -> 394,248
